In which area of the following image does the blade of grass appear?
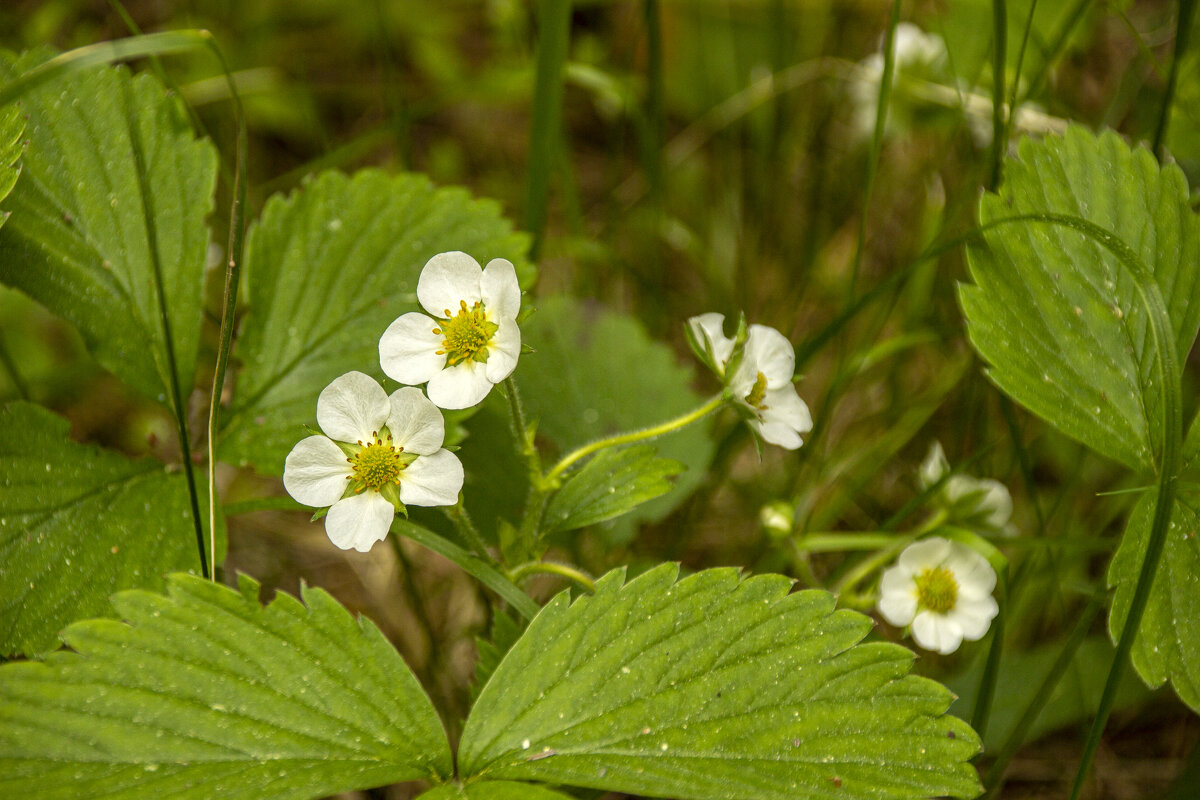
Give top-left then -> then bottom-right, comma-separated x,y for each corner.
988,0 -> 1008,190
847,0 -> 902,300
971,570 -> 1007,741
1152,0 -> 1198,157
983,594 -> 1103,797
393,519 -> 540,621
1004,0 -> 1040,148
1018,0 -> 1091,105
525,0 -> 572,261
0,31 -> 210,107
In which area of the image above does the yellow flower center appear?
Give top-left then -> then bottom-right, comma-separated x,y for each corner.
744,371 -> 769,410
347,432 -> 404,492
914,566 -> 958,614
433,300 -> 499,366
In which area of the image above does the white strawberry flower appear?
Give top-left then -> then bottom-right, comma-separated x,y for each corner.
877,536 -> 999,655
283,371 -> 464,552
379,251 -> 521,410
920,441 -> 1015,536
686,313 -> 813,450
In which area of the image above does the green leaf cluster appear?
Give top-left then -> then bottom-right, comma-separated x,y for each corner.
959,125 -> 1200,711
0,567 -> 983,800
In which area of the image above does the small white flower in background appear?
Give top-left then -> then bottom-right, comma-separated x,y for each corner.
283,371 -> 464,552
920,441 -> 1015,535
877,536 -> 999,655
848,22 -> 950,140
686,313 -> 813,450
379,251 -> 521,410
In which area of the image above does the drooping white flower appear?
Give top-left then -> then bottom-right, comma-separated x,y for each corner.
379,251 -> 521,410
283,371 -> 464,552
685,313 -> 813,450
877,536 -> 999,655
919,441 -> 1015,535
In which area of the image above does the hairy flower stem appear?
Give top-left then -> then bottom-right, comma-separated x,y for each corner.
509,560 -> 596,594
544,394 -> 725,485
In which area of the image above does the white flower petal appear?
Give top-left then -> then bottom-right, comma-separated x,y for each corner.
400,449 -> 464,506
898,536 -> 952,573
484,318 -> 520,383
943,543 -> 997,597
427,361 -> 494,409
324,492 -> 395,552
919,441 -> 949,489
380,312 -> 448,386
911,611 -> 963,655
751,418 -> 802,450
387,387 -> 446,455
944,474 -> 980,505
743,324 -> 796,387
976,478 -> 1013,528
316,371 -> 390,443
948,595 -> 999,641
480,258 -> 521,320
687,312 -> 735,368
877,566 -> 918,626
754,385 -> 812,449
283,435 -> 353,507
417,251 -> 483,317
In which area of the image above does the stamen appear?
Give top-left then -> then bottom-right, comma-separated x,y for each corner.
914,566 -> 959,614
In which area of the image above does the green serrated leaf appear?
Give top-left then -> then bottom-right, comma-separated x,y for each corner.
543,445 -> 684,534
1108,489 -> 1200,711
473,609 -> 525,704
0,402 -> 219,657
0,572 -> 453,799
218,169 -> 532,473
0,101 -> 25,210
959,125 -> 1200,472
459,565 -> 982,800
418,781 -> 576,800
517,297 -> 715,541
0,49 -> 217,408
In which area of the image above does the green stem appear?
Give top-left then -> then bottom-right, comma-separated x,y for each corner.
204,37 -> 247,581
524,0 -> 572,260
846,0 -> 901,301
1152,0 -> 1198,158
223,496 -> 307,515
393,519 -> 540,621
988,0 -> 1008,190
502,376 -> 537,467
793,532 -> 899,553
120,68 -> 206,579
509,560 -> 596,593
985,594 -> 1102,797
832,509 -> 947,598
545,394 -> 725,484
971,570 -> 1007,740
443,502 -> 490,557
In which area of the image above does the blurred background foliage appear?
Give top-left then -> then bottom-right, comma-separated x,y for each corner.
2,0 -> 1199,796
